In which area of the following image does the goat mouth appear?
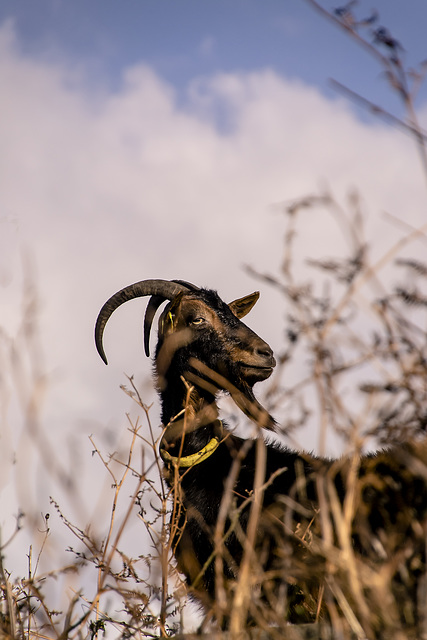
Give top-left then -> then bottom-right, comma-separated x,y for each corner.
239,363 -> 275,380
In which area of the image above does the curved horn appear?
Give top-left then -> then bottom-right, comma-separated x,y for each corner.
144,280 -> 200,356
172,280 -> 200,291
144,294 -> 165,357
95,279 -> 190,365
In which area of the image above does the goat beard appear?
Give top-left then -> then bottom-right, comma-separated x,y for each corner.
186,357 -> 277,432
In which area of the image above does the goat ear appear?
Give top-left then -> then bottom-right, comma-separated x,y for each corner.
228,291 -> 260,319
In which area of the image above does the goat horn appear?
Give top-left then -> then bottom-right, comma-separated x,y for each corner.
144,295 -> 165,357
144,280 -> 200,356
95,279 -> 190,365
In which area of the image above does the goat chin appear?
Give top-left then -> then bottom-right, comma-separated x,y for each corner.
239,364 -> 275,384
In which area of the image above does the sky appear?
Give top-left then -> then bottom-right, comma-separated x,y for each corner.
1,0 -> 427,627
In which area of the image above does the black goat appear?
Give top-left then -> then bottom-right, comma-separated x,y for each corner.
95,279 -> 427,635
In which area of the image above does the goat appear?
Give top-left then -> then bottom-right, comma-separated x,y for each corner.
95,278 -> 427,634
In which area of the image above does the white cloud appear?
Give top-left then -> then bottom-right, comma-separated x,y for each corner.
1,19 -> 426,597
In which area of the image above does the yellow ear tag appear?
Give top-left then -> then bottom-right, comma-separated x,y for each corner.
167,311 -> 174,328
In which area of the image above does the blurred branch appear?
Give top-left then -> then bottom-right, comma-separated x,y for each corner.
304,0 -> 427,181
329,78 -> 427,142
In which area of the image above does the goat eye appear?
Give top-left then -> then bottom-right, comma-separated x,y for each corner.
190,317 -> 205,326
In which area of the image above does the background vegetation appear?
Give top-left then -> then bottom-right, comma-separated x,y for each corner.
1,2 -> 427,638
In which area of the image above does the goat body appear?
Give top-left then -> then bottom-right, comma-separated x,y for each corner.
95,279 -> 427,634
171,430 -> 427,628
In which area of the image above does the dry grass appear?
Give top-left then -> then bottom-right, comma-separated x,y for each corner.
2,3 -> 427,639
2,203 -> 427,639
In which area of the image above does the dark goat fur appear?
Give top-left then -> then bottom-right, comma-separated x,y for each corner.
95,279 -> 427,633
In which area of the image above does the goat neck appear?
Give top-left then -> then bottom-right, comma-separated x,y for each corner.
156,339 -> 224,460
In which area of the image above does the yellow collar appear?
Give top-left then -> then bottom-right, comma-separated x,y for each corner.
160,436 -> 220,468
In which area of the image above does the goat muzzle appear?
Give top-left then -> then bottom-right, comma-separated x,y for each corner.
239,361 -> 275,383
239,344 -> 276,383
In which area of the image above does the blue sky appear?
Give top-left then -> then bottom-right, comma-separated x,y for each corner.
3,0 -> 427,118
1,1 -> 427,617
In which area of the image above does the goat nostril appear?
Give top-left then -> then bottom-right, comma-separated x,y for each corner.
256,345 -> 274,359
